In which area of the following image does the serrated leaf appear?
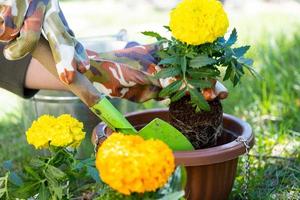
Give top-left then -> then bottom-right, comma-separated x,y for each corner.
14,181 -> 40,199
38,183 -> 50,200
46,165 -> 66,180
243,64 -> 261,78
226,28 -> 237,46
233,46 -> 250,57
30,158 -> 45,168
238,57 -> 254,66
180,56 -> 187,74
188,68 -> 220,78
52,185 -> 63,199
159,80 -> 182,97
189,88 -> 210,111
155,67 -> 181,79
217,37 -> 226,44
87,166 -> 102,183
158,56 -> 180,65
156,51 -> 169,59
231,74 -> 240,86
171,88 -> 186,102
223,66 -> 233,81
141,31 -> 164,40
188,79 -> 212,89
190,55 -> 216,68
163,25 -> 171,31
24,165 -> 41,181
186,51 -> 197,58
9,172 -> 23,186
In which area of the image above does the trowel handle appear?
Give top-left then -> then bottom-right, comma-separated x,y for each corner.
32,37 -> 101,107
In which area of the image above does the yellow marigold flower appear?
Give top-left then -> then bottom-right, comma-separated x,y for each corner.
96,133 -> 175,195
26,114 -> 85,149
169,0 -> 229,45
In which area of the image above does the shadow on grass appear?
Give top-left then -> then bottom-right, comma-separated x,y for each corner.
231,156 -> 300,200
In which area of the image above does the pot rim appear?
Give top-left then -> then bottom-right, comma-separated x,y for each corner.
94,108 -> 254,166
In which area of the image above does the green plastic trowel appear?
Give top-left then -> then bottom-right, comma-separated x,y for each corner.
139,118 -> 194,151
33,38 -> 193,151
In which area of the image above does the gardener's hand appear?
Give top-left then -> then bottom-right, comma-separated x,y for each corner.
85,42 -> 228,103
0,0 -> 89,84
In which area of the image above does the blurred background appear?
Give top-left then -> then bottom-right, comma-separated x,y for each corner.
0,0 -> 299,199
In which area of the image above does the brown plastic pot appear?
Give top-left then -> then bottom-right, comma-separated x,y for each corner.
92,109 -> 254,200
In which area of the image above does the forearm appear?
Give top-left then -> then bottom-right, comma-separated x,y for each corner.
25,58 -> 67,91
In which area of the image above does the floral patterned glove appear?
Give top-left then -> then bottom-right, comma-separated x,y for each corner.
0,0 -> 89,84
85,42 -> 228,103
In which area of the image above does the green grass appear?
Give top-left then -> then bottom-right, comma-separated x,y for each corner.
225,26 -> 300,200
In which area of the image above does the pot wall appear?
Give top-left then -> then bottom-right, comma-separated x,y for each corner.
185,159 -> 238,200
92,109 -> 254,200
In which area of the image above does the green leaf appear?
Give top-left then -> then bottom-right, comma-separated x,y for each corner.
52,185 -> 63,199
87,166 -> 102,183
141,31 -> 164,40
171,88 -> 186,102
24,165 -> 41,181
9,172 -> 23,186
38,183 -> 50,200
190,55 -> 216,68
169,166 -> 187,191
238,57 -> 254,66
14,181 -> 40,199
233,46 -> 250,57
158,191 -> 185,200
188,79 -> 212,89
226,28 -> 237,46
223,66 -> 233,81
139,118 -> 194,151
0,188 -> 5,198
30,158 -> 45,168
186,51 -> 197,58
180,56 -> 187,74
157,166 -> 187,200
158,56 -> 180,65
187,68 -> 220,78
163,25 -> 171,31
46,165 -> 66,180
156,51 -> 169,59
155,67 -> 181,79
189,88 -> 210,111
159,80 -> 182,98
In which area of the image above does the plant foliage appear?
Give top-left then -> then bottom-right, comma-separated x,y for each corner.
0,148 -> 101,199
142,27 -> 256,111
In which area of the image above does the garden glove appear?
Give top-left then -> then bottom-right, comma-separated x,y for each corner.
0,0 -> 89,84
85,42 -> 228,103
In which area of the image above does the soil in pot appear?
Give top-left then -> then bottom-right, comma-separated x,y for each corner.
169,96 -> 223,149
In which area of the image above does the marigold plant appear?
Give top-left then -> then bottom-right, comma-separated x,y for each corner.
95,133 -> 175,195
169,0 -> 229,45
142,0 -> 256,112
26,114 -> 85,149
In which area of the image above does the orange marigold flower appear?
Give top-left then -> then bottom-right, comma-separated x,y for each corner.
96,133 -> 175,195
